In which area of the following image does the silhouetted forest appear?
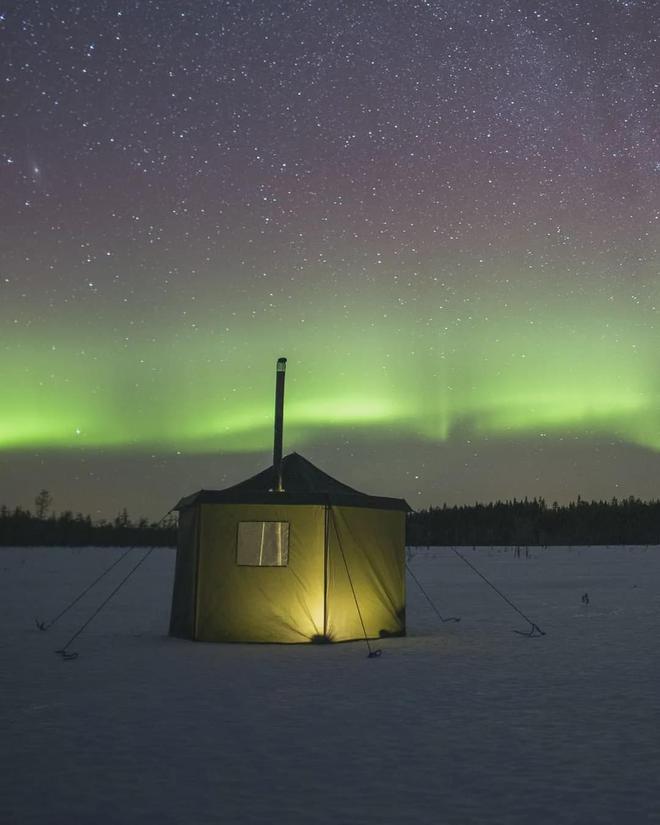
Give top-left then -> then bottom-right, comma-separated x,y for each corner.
2,491 -> 660,547
407,496 -> 660,546
0,492 -> 177,547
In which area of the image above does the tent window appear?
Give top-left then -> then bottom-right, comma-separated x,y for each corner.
236,521 -> 290,566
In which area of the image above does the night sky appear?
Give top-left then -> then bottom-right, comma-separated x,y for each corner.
2,1 -> 659,519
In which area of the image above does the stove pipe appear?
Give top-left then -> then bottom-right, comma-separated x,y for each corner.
273,357 -> 287,491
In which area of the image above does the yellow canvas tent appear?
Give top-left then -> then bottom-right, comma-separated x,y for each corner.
169,452 -> 409,643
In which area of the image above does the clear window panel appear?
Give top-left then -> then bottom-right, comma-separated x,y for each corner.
236,521 -> 290,566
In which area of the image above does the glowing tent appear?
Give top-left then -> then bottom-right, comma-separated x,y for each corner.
169,451 -> 409,643
170,358 -> 408,643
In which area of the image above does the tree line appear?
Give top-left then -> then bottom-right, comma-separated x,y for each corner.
2,491 -> 660,548
0,491 -> 177,547
407,496 -> 660,547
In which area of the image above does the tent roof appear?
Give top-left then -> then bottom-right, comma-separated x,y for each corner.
175,452 -> 410,512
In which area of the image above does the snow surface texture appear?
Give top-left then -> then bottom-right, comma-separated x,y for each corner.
2,545 -> 659,825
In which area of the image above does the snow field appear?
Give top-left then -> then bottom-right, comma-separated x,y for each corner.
2,545 -> 659,825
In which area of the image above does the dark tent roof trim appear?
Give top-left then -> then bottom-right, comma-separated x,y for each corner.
175,452 -> 410,512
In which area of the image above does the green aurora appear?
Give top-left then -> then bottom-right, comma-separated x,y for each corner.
4,292 -> 659,455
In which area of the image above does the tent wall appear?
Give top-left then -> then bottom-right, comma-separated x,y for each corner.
325,506 -> 406,642
196,503 -> 326,643
169,505 -> 200,638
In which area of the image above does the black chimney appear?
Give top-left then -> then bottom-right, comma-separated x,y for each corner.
273,357 -> 287,491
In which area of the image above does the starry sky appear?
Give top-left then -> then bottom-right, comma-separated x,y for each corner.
1,0 -> 659,519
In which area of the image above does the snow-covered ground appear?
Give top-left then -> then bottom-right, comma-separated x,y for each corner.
2,545 -> 659,825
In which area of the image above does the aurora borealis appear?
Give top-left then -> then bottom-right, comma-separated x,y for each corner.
2,1 -> 659,517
